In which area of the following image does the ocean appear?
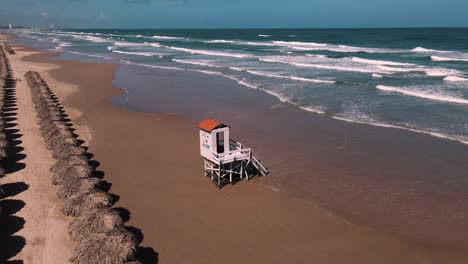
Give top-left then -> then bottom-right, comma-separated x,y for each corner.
13,28 -> 468,145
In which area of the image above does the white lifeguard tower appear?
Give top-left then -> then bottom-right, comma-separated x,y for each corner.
198,119 -> 269,188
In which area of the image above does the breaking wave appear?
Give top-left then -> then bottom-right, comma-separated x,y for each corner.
112,50 -> 165,57
376,85 -> 468,105
431,56 -> 468,62
245,70 -> 335,84
165,46 -> 251,58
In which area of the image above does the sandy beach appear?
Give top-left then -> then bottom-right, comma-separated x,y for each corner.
0,35 -> 75,263
0,33 -> 462,264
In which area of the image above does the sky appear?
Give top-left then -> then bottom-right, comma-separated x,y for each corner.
0,0 -> 467,29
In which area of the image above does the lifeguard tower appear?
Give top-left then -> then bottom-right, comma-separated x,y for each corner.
198,119 -> 269,188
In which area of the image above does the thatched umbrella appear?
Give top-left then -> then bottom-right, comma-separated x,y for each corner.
44,127 -> 73,142
51,154 -> 89,173
40,120 -> 66,130
50,135 -> 79,153
0,147 -> 7,159
57,177 -> 103,199
52,164 -> 94,186
0,139 -> 8,149
69,208 -> 124,242
38,109 -> 64,121
70,227 -> 139,264
53,145 -> 86,160
62,190 -> 113,217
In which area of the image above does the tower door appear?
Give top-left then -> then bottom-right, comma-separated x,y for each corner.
216,131 -> 225,153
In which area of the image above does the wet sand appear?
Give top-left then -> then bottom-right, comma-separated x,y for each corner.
17,45 -> 468,263
113,64 -> 468,249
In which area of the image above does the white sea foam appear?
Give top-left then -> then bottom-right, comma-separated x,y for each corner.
258,34 -> 271,37
331,115 -> 468,145
272,41 -> 402,53
273,41 -> 328,47
113,41 -> 154,47
192,69 -> 224,76
351,57 -> 414,66
204,39 -> 236,44
152,35 -> 185,40
242,41 -> 277,47
431,56 -> 468,62
376,85 -> 468,105
372,73 -> 383,78
172,59 -> 221,68
165,46 -> 251,58
112,50 -> 165,57
68,51 -> 113,60
72,35 -> 111,43
299,106 -> 326,114
412,47 -> 452,53
136,35 -> 143,38
259,57 -> 380,73
443,75 -> 468,82
229,67 -> 245,71
245,70 -> 335,84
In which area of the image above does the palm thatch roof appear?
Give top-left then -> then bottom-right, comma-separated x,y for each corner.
51,154 -> 89,173
62,190 -> 113,217
69,208 -> 124,242
70,227 -> 138,264
53,145 -> 86,160
52,164 -> 94,186
57,177 -> 103,199
0,139 -> 8,148
0,147 -> 7,159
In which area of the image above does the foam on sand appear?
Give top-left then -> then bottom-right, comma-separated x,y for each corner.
376,85 -> 468,105
332,115 -> 468,146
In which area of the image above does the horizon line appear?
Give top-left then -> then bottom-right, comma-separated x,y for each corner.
2,26 -> 468,30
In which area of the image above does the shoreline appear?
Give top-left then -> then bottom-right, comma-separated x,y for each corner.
11,40 -> 468,263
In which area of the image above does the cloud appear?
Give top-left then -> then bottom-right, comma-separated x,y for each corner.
99,12 -> 109,19
41,11 -> 49,18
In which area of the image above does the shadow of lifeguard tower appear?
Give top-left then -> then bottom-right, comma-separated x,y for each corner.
198,119 -> 269,188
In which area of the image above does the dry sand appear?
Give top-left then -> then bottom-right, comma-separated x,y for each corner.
0,37 -> 75,262
2,36 -> 467,263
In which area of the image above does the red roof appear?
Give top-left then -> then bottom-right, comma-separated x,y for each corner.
197,119 -> 226,132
